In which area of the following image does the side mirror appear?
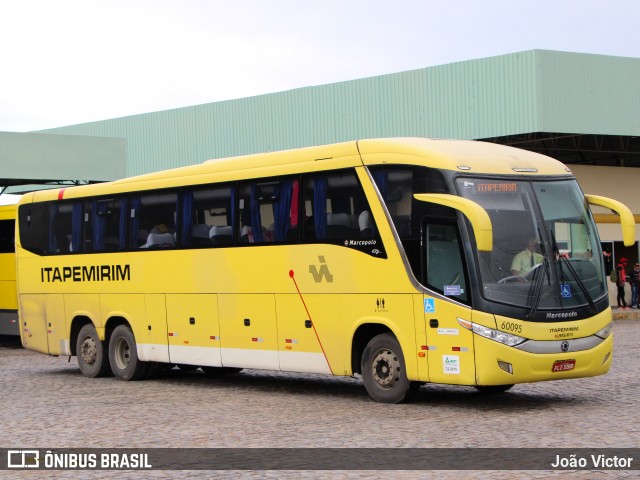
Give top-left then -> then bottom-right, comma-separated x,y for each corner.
413,193 -> 493,251
585,194 -> 635,247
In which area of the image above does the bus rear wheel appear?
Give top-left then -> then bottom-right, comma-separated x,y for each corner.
361,333 -> 417,403
108,325 -> 149,381
76,323 -> 110,378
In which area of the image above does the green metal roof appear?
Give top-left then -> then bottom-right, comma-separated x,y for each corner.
0,131 -> 126,189
39,50 -> 640,176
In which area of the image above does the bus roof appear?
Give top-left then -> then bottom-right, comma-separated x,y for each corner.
23,137 -> 572,203
357,137 -> 571,175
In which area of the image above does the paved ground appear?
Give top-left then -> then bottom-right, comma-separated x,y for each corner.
1,320 -> 639,479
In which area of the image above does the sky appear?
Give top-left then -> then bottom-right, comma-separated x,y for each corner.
1,0 -> 639,132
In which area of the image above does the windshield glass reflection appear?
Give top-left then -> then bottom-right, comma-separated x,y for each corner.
457,178 -> 606,311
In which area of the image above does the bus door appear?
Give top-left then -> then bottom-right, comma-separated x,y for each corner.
218,294 -> 279,370
422,220 -> 476,385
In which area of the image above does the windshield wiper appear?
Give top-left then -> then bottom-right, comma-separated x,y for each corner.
559,256 -> 597,313
526,256 -> 549,319
549,231 -> 596,313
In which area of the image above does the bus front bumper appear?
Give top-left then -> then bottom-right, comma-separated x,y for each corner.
473,333 -> 613,386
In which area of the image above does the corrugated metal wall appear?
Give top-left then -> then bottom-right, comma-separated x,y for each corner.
536,51 -> 640,135
40,50 -> 640,177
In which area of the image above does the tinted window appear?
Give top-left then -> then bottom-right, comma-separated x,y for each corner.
425,222 -> 468,303
49,202 -> 76,253
238,178 -> 299,244
85,198 -> 128,252
131,192 -> 177,248
181,185 -> 235,247
18,203 -> 48,254
302,170 -> 385,257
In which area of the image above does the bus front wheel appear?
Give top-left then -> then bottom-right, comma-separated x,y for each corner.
76,323 -> 110,378
361,333 -> 417,403
108,325 -> 149,381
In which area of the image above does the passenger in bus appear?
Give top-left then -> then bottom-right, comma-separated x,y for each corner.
150,223 -> 171,235
240,225 -> 254,243
511,237 -> 543,276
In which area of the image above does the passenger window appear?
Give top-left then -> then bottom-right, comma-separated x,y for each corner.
85,198 -> 128,252
131,192 -> 177,248
48,202 -> 77,253
302,170 -> 386,257
370,165 -> 449,279
181,185 -> 235,247
237,178 -> 299,244
18,203 -> 48,255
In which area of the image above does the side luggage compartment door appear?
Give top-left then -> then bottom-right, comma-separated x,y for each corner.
218,294 -> 279,370
19,294 -> 49,354
275,294 -> 332,374
166,294 -> 221,367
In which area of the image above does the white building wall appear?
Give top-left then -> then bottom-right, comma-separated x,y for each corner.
571,164 -> 640,243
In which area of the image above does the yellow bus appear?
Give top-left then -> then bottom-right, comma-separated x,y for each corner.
0,201 -> 19,336
15,138 -> 635,403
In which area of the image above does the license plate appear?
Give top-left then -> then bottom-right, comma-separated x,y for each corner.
552,359 -> 576,372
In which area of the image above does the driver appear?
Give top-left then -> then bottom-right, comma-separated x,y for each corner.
511,237 -> 544,276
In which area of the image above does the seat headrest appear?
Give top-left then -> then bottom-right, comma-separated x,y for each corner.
359,211 -> 372,231
327,213 -> 350,226
191,224 -> 210,238
146,232 -> 175,247
209,225 -> 232,238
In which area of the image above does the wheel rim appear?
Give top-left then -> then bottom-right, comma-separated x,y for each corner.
80,336 -> 97,366
370,348 -> 401,389
113,336 -> 131,370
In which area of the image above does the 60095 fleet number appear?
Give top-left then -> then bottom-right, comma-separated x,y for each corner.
500,321 -> 523,334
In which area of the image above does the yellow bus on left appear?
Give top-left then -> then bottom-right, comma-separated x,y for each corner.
0,199 -> 18,336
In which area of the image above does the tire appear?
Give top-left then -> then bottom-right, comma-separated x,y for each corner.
361,333 -> 416,403
108,325 -> 149,381
475,384 -> 514,394
76,323 -> 110,378
200,366 -> 243,377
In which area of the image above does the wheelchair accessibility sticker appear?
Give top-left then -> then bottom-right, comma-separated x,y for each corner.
561,284 -> 572,298
424,298 -> 435,313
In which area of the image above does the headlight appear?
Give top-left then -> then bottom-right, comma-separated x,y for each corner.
458,318 -> 526,347
595,322 -> 613,339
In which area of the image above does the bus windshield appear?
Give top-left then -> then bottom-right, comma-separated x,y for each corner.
457,178 -> 606,311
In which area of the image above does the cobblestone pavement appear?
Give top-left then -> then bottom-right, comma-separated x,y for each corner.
1,320 -> 639,479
